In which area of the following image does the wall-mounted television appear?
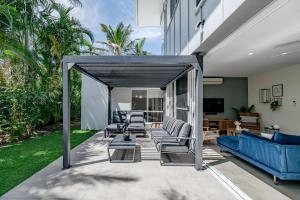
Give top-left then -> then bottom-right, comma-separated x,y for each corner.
204,98 -> 224,113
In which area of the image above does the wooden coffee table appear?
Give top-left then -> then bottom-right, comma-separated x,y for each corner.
107,134 -> 137,163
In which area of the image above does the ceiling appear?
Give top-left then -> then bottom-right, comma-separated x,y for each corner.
204,0 -> 300,77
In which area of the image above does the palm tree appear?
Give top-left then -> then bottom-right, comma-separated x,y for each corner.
99,22 -> 133,55
0,0 -> 95,136
133,38 -> 149,56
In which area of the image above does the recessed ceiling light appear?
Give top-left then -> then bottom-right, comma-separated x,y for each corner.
281,52 -> 287,55
248,52 -> 254,56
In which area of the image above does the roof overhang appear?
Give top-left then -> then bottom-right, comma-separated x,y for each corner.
135,0 -> 164,27
62,55 -> 202,88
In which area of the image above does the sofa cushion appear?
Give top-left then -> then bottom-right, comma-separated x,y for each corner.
217,136 -> 239,151
166,118 -> 176,133
170,120 -> 185,137
130,116 -> 144,123
160,144 -> 189,153
177,123 -> 192,145
106,124 -> 124,131
130,111 -> 144,116
240,130 -> 269,141
162,116 -> 170,129
151,130 -> 170,138
126,123 -> 145,131
112,111 -> 127,123
272,132 -> 300,145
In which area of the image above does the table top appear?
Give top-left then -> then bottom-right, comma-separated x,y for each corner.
109,134 -> 136,146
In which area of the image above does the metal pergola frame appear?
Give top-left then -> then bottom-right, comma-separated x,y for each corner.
62,55 -> 203,170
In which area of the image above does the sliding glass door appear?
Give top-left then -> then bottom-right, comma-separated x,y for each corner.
176,74 -> 188,122
131,89 -> 164,122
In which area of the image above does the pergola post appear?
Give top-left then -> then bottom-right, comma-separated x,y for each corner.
63,62 -> 71,169
108,87 -> 113,125
194,56 -> 203,170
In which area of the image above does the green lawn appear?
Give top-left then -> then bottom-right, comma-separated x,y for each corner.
0,129 -> 97,196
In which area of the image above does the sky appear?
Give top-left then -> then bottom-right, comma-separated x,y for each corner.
59,0 -> 163,55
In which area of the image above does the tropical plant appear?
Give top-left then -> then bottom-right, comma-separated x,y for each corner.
99,22 -> 149,55
133,38 -> 149,56
232,105 -> 255,118
270,100 -> 281,111
99,22 -> 133,55
0,0 -> 94,142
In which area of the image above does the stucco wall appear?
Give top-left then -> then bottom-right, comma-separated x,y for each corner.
248,64 -> 300,134
81,74 -> 108,130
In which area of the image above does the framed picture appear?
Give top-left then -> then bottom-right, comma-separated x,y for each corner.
272,84 -> 283,97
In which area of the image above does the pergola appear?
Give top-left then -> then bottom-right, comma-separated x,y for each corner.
62,55 -> 203,170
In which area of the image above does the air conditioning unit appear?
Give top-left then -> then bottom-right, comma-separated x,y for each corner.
203,78 -> 223,85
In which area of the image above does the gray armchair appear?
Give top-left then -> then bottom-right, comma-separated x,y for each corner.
126,111 -> 146,137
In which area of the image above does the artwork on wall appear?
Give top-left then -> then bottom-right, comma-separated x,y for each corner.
272,84 -> 283,97
259,89 -> 271,103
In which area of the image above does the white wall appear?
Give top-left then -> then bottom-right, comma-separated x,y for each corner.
248,64 -> 300,134
81,74 -> 108,130
111,88 -> 132,112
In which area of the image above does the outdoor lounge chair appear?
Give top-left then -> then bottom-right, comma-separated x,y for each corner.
151,116 -> 195,166
105,111 -> 127,137
126,111 -> 146,137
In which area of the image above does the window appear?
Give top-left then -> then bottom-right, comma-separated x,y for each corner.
176,74 -> 188,122
147,98 -> 164,122
132,89 -> 164,122
132,90 -> 147,110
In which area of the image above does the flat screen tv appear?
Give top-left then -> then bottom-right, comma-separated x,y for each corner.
204,98 -> 224,113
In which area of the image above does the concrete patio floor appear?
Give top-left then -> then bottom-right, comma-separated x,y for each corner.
1,132 -> 299,200
1,132 -> 238,200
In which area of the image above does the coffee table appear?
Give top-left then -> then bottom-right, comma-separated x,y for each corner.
107,134 -> 137,163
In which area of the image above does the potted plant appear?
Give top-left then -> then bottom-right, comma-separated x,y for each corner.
232,105 -> 255,119
270,100 -> 281,111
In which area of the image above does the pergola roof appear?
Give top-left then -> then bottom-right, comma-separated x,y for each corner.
62,55 -> 201,88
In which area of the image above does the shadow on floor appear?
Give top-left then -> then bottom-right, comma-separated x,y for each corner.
160,188 -> 188,200
71,158 -> 109,168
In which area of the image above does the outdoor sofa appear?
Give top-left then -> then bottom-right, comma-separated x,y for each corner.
151,116 -> 194,165
217,130 -> 300,184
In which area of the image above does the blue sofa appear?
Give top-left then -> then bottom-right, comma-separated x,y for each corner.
217,131 -> 300,184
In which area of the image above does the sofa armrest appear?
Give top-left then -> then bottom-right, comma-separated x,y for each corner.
283,145 -> 300,173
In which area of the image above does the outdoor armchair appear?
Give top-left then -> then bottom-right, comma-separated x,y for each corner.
126,111 -> 146,137
105,111 -> 127,137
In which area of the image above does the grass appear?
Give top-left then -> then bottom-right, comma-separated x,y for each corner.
0,128 -> 97,196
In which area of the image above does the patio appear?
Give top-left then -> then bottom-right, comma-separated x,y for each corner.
1,132 -> 298,200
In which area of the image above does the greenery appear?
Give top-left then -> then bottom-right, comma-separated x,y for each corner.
232,105 -> 255,118
0,128 -> 97,196
0,0 -> 94,142
270,100 -> 281,111
99,22 -> 149,55
0,1 -> 148,142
